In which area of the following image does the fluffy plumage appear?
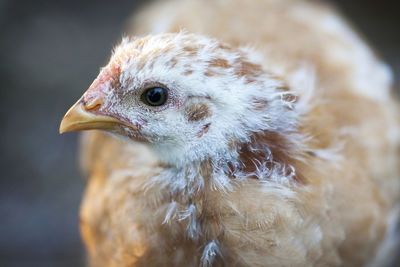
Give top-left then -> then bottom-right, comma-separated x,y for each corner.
60,0 -> 400,266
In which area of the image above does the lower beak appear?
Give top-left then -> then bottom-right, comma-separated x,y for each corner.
59,99 -> 125,134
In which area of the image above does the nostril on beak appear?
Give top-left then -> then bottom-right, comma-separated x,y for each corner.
83,96 -> 104,111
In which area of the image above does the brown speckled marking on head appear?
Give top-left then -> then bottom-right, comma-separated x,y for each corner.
185,102 -> 211,121
183,46 -> 195,52
203,58 -> 232,77
197,123 -> 211,138
208,58 -> 231,69
275,85 -> 297,106
234,58 -> 263,83
281,93 -> 297,104
110,76 -> 121,90
167,58 -> 178,68
252,99 -> 269,111
277,84 -> 290,92
184,70 -> 194,76
182,46 -> 198,57
204,71 -> 216,77
217,43 -> 233,51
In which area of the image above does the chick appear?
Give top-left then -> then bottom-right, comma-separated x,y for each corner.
60,0 -> 400,266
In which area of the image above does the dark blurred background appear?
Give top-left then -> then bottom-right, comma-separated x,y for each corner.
0,0 -> 399,266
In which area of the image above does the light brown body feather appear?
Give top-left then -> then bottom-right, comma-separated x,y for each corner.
78,0 -> 400,266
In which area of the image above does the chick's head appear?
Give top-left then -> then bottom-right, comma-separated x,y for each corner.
60,33 -> 297,166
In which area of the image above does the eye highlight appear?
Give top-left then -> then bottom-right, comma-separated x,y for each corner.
141,87 -> 168,106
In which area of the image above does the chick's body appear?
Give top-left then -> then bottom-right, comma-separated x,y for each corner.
70,0 -> 400,266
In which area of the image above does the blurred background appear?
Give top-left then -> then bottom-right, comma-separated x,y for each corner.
0,0 -> 399,266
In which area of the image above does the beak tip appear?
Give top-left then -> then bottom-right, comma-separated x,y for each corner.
59,113 -> 71,134
59,126 -> 65,134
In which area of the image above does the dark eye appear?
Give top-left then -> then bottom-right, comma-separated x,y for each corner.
142,87 -> 168,106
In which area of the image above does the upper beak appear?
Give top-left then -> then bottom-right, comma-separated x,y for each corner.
59,98 -> 124,134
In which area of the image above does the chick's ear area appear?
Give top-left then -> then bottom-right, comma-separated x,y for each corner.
184,101 -> 212,122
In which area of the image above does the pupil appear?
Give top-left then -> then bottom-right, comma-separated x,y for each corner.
144,87 -> 166,106
149,89 -> 161,102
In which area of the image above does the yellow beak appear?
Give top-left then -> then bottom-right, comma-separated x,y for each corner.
59,99 -> 123,134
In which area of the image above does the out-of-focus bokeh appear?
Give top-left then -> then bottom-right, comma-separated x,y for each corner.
0,0 -> 398,266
